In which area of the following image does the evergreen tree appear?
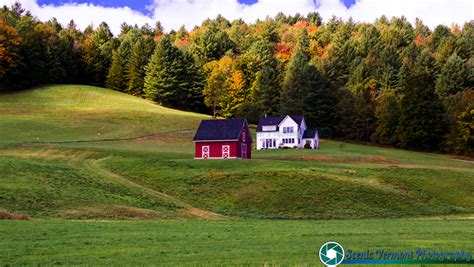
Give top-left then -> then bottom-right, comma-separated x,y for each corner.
373,90 -> 400,145
144,37 -> 204,111
88,22 -> 114,87
190,23 -> 234,64
334,87 -> 357,139
280,50 -> 308,115
302,65 -> 335,129
106,47 -> 127,91
430,25 -> 452,50
399,49 -> 448,150
306,12 -> 322,26
352,87 -> 377,142
280,47 -> 333,127
252,66 -> 280,116
435,53 -> 467,97
106,38 -> 132,91
126,37 -> 154,96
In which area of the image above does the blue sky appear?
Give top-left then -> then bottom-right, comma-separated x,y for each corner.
37,0 -> 357,15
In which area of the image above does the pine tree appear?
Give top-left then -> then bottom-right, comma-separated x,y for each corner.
252,66 -> 280,116
106,39 -> 131,91
106,49 -> 127,91
144,38 -> 204,111
190,23 -> 234,64
373,90 -> 401,145
435,53 -> 467,97
280,50 -> 307,115
126,37 -> 154,95
334,87 -> 357,139
399,49 -> 448,150
89,22 -> 114,87
302,65 -> 335,129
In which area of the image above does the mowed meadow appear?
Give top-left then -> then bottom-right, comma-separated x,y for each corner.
1,85 -> 473,265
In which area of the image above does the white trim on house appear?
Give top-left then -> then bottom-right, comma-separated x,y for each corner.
194,156 -> 238,159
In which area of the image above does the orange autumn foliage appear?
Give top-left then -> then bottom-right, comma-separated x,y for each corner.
275,42 -> 292,60
229,70 -> 246,98
293,20 -> 309,28
0,19 -> 21,78
414,34 -> 424,46
175,36 -> 189,47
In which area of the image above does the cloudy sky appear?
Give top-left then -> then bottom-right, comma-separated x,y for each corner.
1,0 -> 472,35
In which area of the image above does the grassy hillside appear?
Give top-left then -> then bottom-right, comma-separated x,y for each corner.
0,84 -> 206,143
0,85 -> 473,220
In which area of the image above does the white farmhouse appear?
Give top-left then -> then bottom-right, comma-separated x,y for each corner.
256,115 -> 319,149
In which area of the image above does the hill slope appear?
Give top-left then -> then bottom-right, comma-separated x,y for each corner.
0,85 -> 473,220
0,84 -> 207,143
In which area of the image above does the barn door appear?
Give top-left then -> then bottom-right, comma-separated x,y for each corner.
222,145 -> 230,158
202,146 -> 209,159
241,144 -> 247,158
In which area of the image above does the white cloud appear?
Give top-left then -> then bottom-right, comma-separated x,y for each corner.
0,0 -> 472,35
0,0 -> 154,34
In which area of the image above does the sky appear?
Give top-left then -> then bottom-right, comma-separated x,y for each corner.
1,0 -> 472,35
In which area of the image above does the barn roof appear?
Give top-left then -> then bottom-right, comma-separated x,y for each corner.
256,115 -> 304,132
303,129 -> 318,139
192,118 -> 250,142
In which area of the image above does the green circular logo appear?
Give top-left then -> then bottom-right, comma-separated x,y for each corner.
319,241 -> 345,266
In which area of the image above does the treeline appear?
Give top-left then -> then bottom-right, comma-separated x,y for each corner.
0,3 -> 473,155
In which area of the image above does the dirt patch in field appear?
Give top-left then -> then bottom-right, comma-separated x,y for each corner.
0,147 -> 101,161
0,208 -> 30,220
60,205 -> 174,220
450,155 -> 474,163
381,178 -> 411,191
202,172 -> 228,180
281,155 -> 398,165
177,208 -> 226,220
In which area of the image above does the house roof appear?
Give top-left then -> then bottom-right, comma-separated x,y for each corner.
192,118 -> 249,142
289,115 -> 304,126
256,115 -> 304,132
303,129 -> 318,139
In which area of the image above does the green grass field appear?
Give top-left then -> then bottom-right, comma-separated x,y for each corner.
1,219 -> 473,265
1,85 -> 473,265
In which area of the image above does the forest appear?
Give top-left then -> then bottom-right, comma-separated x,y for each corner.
0,3 -> 472,155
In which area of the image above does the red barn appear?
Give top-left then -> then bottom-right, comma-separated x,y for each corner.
192,118 -> 252,159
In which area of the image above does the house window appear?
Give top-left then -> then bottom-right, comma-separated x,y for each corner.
242,132 -> 246,142
282,138 -> 294,144
263,126 -> 276,131
283,127 -> 294,133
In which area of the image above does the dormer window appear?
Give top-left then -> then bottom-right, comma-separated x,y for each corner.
262,126 -> 277,131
